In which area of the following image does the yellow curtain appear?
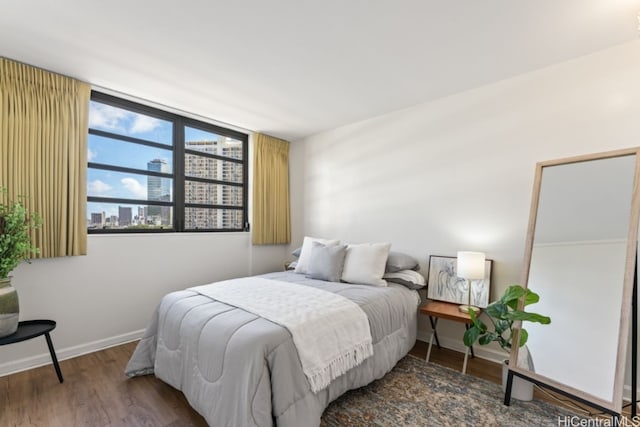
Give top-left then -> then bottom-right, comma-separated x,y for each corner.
252,133 -> 291,245
0,58 -> 90,257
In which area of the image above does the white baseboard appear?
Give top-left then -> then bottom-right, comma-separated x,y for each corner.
0,329 -> 145,377
621,384 -> 640,405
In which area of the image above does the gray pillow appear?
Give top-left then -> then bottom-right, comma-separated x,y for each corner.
383,270 -> 426,290
307,242 -> 347,283
385,251 -> 419,273
292,247 -> 302,258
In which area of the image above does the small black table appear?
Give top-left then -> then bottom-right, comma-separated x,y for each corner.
0,320 -> 63,383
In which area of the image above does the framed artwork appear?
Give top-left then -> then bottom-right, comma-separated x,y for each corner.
426,255 -> 493,308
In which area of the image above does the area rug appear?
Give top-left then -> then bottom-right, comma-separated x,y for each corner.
321,354 -> 586,426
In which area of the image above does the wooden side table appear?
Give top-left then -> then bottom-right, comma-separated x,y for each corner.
419,301 -> 478,374
0,320 -> 63,383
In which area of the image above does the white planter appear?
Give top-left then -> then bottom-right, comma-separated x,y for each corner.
502,360 -> 534,401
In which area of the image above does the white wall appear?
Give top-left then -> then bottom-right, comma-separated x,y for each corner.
290,40 -> 640,365
0,233 -> 286,376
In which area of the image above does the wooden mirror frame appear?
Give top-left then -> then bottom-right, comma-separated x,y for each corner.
507,147 -> 640,415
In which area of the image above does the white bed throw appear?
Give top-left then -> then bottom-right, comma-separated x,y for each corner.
189,277 -> 373,393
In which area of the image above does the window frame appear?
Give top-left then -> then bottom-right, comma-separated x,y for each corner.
87,91 -> 249,234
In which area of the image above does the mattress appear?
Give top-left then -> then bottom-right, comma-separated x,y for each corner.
125,271 -> 419,427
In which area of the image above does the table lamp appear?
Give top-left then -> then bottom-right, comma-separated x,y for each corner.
457,251 -> 485,314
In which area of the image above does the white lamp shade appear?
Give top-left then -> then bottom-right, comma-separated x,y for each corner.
457,251 -> 486,280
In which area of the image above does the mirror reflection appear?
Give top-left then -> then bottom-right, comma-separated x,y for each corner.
523,154 -> 635,404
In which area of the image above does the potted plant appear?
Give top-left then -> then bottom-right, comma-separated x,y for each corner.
0,188 -> 41,337
463,284 -> 550,401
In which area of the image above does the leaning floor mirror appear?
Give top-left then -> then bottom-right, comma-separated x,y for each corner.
506,147 -> 640,415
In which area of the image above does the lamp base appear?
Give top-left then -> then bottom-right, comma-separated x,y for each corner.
459,305 -> 480,314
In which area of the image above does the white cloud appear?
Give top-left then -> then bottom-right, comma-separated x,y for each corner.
130,114 -> 162,134
88,102 -> 129,132
89,101 -> 163,137
87,148 -> 96,162
121,177 -> 147,199
88,180 -> 112,195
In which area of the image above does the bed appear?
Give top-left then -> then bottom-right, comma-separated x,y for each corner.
125,268 -> 420,427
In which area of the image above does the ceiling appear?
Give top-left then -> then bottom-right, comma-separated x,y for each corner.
1,1 -> 639,141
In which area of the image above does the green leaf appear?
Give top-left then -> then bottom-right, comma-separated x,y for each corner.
0,189 -> 41,278
468,308 -> 487,332
468,307 -> 478,323
485,303 -> 508,320
460,283 -> 550,352
479,334 -> 494,345
505,287 -> 542,310
523,289 -> 540,307
518,328 -> 529,347
463,326 -> 481,347
495,319 -> 510,335
501,285 -> 525,304
502,285 -> 526,310
506,311 -> 551,324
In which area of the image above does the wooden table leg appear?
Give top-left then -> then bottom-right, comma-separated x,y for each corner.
44,332 -> 63,383
428,316 -> 440,348
462,345 -> 469,374
426,317 -> 439,363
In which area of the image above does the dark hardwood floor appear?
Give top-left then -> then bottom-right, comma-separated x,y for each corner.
0,339 -> 624,426
0,342 -> 207,427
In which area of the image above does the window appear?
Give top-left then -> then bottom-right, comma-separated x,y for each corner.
87,92 -> 248,233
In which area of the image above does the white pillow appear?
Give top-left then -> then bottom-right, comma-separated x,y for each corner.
341,243 -> 392,286
294,236 -> 340,274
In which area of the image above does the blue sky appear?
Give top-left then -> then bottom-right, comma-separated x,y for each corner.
87,101 -> 174,219
86,101 -> 240,221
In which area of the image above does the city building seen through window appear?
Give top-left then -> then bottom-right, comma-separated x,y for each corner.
87,92 -> 248,233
